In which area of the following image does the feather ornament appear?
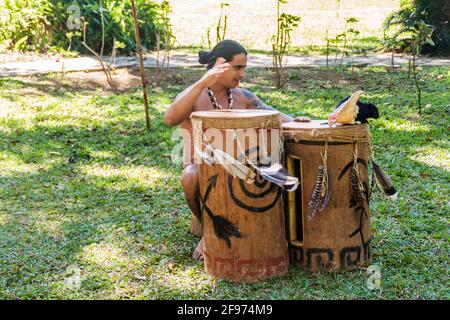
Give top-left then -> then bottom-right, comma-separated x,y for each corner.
247,162 -> 299,192
349,166 -> 367,209
203,143 -> 256,184
307,165 -> 330,220
372,160 -> 397,199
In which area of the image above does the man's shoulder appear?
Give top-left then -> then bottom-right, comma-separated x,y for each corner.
233,87 -> 255,101
192,88 -> 211,111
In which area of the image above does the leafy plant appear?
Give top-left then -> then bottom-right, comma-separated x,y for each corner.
205,3 -> 230,50
325,29 -> 330,68
408,21 -> 435,115
80,5 -> 118,93
216,3 -> 230,43
336,17 -> 360,65
271,0 -> 300,88
382,31 -> 404,69
0,0 -> 53,51
384,5 -> 435,115
384,0 -> 449,56
206,27 -> 212,50
154,1 -> 176,70
330,16 -> 361,65
0,0 -> 173,54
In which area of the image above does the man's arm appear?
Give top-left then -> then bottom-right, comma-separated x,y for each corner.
241,88 -> 293,123
165,82 -> 205,127
165,57 -> 230,127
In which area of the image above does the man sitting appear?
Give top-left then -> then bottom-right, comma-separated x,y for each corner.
165,40 -> 307,261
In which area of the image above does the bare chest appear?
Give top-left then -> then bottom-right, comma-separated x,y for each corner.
180,89 -> 249,130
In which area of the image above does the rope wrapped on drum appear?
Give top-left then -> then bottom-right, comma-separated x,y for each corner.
283,124 -> 372,144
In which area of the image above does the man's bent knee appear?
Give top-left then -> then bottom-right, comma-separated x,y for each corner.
181,164 -> 199,199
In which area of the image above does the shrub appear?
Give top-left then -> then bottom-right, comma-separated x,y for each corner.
384,0 -> 450,56
0,0 -> 173,54
0,0 -> 53,51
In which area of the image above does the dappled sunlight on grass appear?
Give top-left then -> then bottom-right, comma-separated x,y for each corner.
0,214 -> 9,226
82,242 -> 130,270
32,212 -> 65,239
146,264 -> 216,298
87,150 -> 119,160
80,163 -> 174,187
410,147 -> 450,172
374,118 -> 433,133
0,158 -> 46,176
0,65 -> 448,299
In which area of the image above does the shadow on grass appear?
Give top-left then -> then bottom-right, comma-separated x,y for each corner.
1,115 -> 448,299
0,156 -> 194,298
0,66 -> 448,298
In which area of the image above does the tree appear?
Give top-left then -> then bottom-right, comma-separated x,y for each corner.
130,0 -> 150,129
271,0 -> 300,88
384,0 -> 449,56
408,20 -> 435,116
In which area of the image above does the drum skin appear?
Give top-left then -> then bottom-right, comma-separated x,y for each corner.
282,121 -> 372,272
191,110 -> 289,282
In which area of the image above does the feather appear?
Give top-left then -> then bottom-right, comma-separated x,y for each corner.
349,167 -> 367,210
194,145 -> 214,166
307,166 -> 325,220
308,163 -> 332,219
247,161 -> 299,191
204,143 -> 256,183
318,170 -> 331,211
328,90 -> 363,126
372,160 -> 397,198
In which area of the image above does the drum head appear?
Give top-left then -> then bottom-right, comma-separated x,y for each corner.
191,109 -> 280,129
282,120 -> 371,142
282,120 -> 329,130
192,109 -> 279,119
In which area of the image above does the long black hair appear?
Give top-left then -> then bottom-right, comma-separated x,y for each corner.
198,40 -> 248,69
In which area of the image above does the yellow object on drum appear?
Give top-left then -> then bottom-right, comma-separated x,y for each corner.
282,120 -> 373,272
191,109 -> 290,282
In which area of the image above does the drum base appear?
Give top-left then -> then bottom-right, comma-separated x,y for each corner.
204,251 -> 289,282
288,240 -> 372,272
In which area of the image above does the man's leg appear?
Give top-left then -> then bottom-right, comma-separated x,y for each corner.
181,164 -> 204,261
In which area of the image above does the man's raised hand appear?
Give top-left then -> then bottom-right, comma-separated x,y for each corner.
198,57 -> 229,88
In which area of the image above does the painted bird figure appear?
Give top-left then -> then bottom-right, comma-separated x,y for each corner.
328,90 -> 364,127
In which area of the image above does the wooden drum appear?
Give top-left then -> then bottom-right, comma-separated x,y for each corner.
191,110 -> 289,282
282,120 -> 372,272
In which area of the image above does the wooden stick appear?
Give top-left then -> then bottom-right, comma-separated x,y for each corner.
130,0 -> 150,130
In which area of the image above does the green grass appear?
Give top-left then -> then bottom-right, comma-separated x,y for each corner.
0,65 -> 449,299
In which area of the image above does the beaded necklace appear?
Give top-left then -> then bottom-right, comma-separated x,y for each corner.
207,88 -> 233,110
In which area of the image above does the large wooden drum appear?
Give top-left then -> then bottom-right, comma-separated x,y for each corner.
191,110 -> 289,282
282,120 -> 372,272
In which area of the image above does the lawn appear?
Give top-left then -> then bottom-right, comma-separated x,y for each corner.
0,65 -> 448,299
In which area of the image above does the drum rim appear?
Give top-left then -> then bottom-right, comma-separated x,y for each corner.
191,109 -> 280,119
282,120 -> 369,130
